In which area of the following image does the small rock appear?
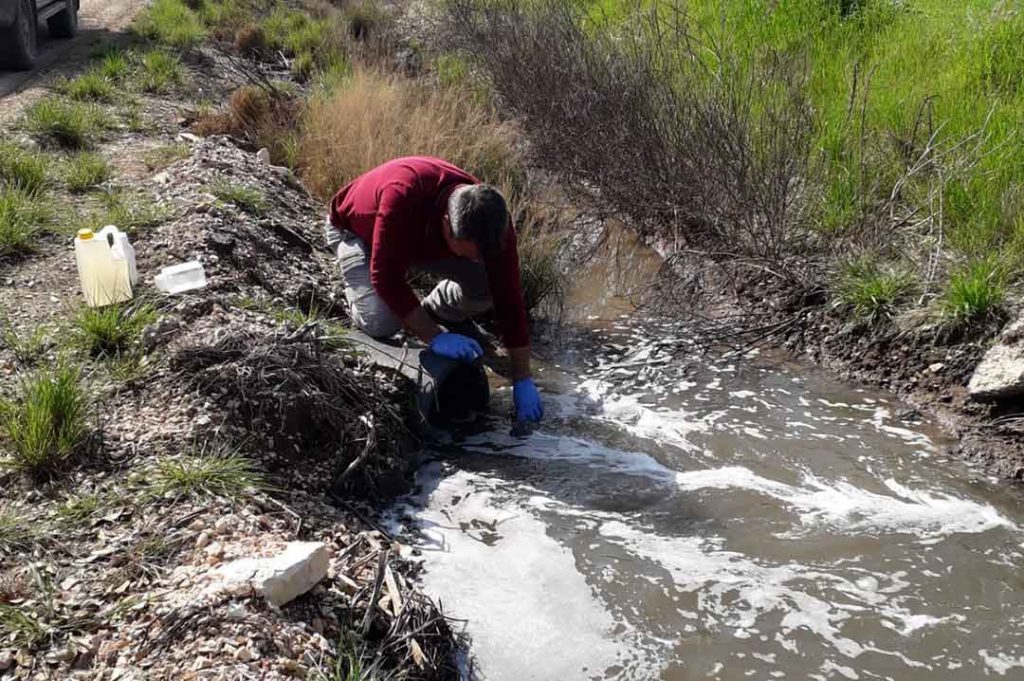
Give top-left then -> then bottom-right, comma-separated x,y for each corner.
205,541 -> 224,557
214,515 -> 236,534
928,363 -> 945,374
195,531 -> 212,549
256,148 -> 271,165
969,344 -> 1024,400
235,647 -> 257,662
0,650 -> 13,671
188,519 -> 206,531
177,132 -> 201,143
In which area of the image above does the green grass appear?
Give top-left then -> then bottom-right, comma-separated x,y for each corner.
142,142 -> 190,171
837,258 -> 917,323
146,444 -> 265,500
72,301 -> 156,358
0,318 -> 48,365
23,97 -> 111,150
54,70 -> 116,103
98,47 -> 133,82
940,259 -> 1006,325
586,0 -> 1024,258
209,180 -> 266,215
135,0 -> 207,49
0,141 -> 51,194
0,187 -> 51,257
0,504 -> 35,552
137,50 -> 186,94
54,492 -> 104,526
80,190 -> 170,234
0,604 -> 46,649
0,361 -> 88,478
64,152 -> 112,192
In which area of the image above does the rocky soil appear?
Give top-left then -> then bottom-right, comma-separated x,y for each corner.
0,26 -> 461,681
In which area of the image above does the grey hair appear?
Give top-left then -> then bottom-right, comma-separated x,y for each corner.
448,184 -> 509,257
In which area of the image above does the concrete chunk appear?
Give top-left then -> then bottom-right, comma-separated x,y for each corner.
258,542 -> 329,606
213,541 -> 328,607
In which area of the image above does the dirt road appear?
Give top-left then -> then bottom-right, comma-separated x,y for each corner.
0,0 -> 146,118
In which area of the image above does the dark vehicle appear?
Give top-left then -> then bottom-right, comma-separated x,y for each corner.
0,0 -> 79,71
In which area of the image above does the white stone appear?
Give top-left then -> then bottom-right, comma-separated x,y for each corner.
256,148 -> 271,165
928,363 -> 945,374
195,531 -> 211,549
213,542 -> 328,607
0,651 -> 12,671
258,542 -> 329,606
968,344 -> 1024,400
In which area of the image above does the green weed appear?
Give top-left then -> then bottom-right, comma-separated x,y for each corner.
98,47 -> 132,82
23,98 -> 111,150
64,152 -> 112,192
72,301 -> 156,358
0,361 -> 89,478
837,258 -> 917,323
0,505 -> 35,553
940,260 -> 1006,325
146,444 -> 264,500
209,180 -> 266,215
80,191 -> 169,234
0,142 -> 51,194
0,604 -> 45,649
142,142 -> 190,171
54,492 -> 103,526
518,231 -> 566,317
54,70 -> 116,103
0,188 -> 51,257
0,318 -> 48,365
135,0 -> 207,49
137,50 -> 186,94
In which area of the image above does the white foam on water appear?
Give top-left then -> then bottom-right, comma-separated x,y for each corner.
403,469 -> 652,680
979,649 -> 1024,676
673,465 -> 1014,541
464,423 -> 1012,542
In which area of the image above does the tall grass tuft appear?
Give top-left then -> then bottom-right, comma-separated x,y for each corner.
298,68 -> 521,198
0,142 -> 50,194
64,152 -> 111,193
23,98 -> 110,150
0,504 -> 35,553
135,0 -> 207,49
72,301 -> 157,358
137,50 -> 186,93
54,70 -> 116,103
147,443 -> 264,500
0,361 -> 88,478
0,188 -> 51,256
940,260 -> 1006,326
837,258 -> 917,324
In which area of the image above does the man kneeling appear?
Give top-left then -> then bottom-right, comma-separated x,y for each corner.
325,156 -> 543,423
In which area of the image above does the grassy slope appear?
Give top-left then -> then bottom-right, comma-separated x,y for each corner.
589,0 -> 1023,314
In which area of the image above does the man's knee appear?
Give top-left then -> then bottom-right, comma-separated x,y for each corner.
351,297 -> 401,339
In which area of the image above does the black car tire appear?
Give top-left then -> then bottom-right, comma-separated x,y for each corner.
48,0 -> 78,39
0,0 -> 38,71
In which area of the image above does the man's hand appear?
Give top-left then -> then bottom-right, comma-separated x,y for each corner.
513,377 -> 544,422
429,332 -> 483,361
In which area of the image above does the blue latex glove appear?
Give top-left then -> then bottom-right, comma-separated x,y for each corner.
429,332 -> 483,361
513,377 -> 544,422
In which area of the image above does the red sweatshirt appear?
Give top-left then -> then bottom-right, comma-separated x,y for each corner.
329,156 -> 529,348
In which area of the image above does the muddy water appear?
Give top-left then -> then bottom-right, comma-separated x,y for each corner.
388,231 -> 1024,680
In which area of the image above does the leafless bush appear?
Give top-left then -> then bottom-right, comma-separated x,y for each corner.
170,324 -> 408,495
446,0 -> 821,291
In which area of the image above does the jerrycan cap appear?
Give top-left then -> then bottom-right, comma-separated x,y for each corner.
77,229 -> 95,240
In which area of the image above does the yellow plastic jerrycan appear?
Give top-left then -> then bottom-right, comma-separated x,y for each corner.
74,226 -> 135,307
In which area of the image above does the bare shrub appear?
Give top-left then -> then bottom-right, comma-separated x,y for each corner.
296,67 -> 521,199
447,0 -> 820,289
193,84 -> 301,165
234,24 -> 268,58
